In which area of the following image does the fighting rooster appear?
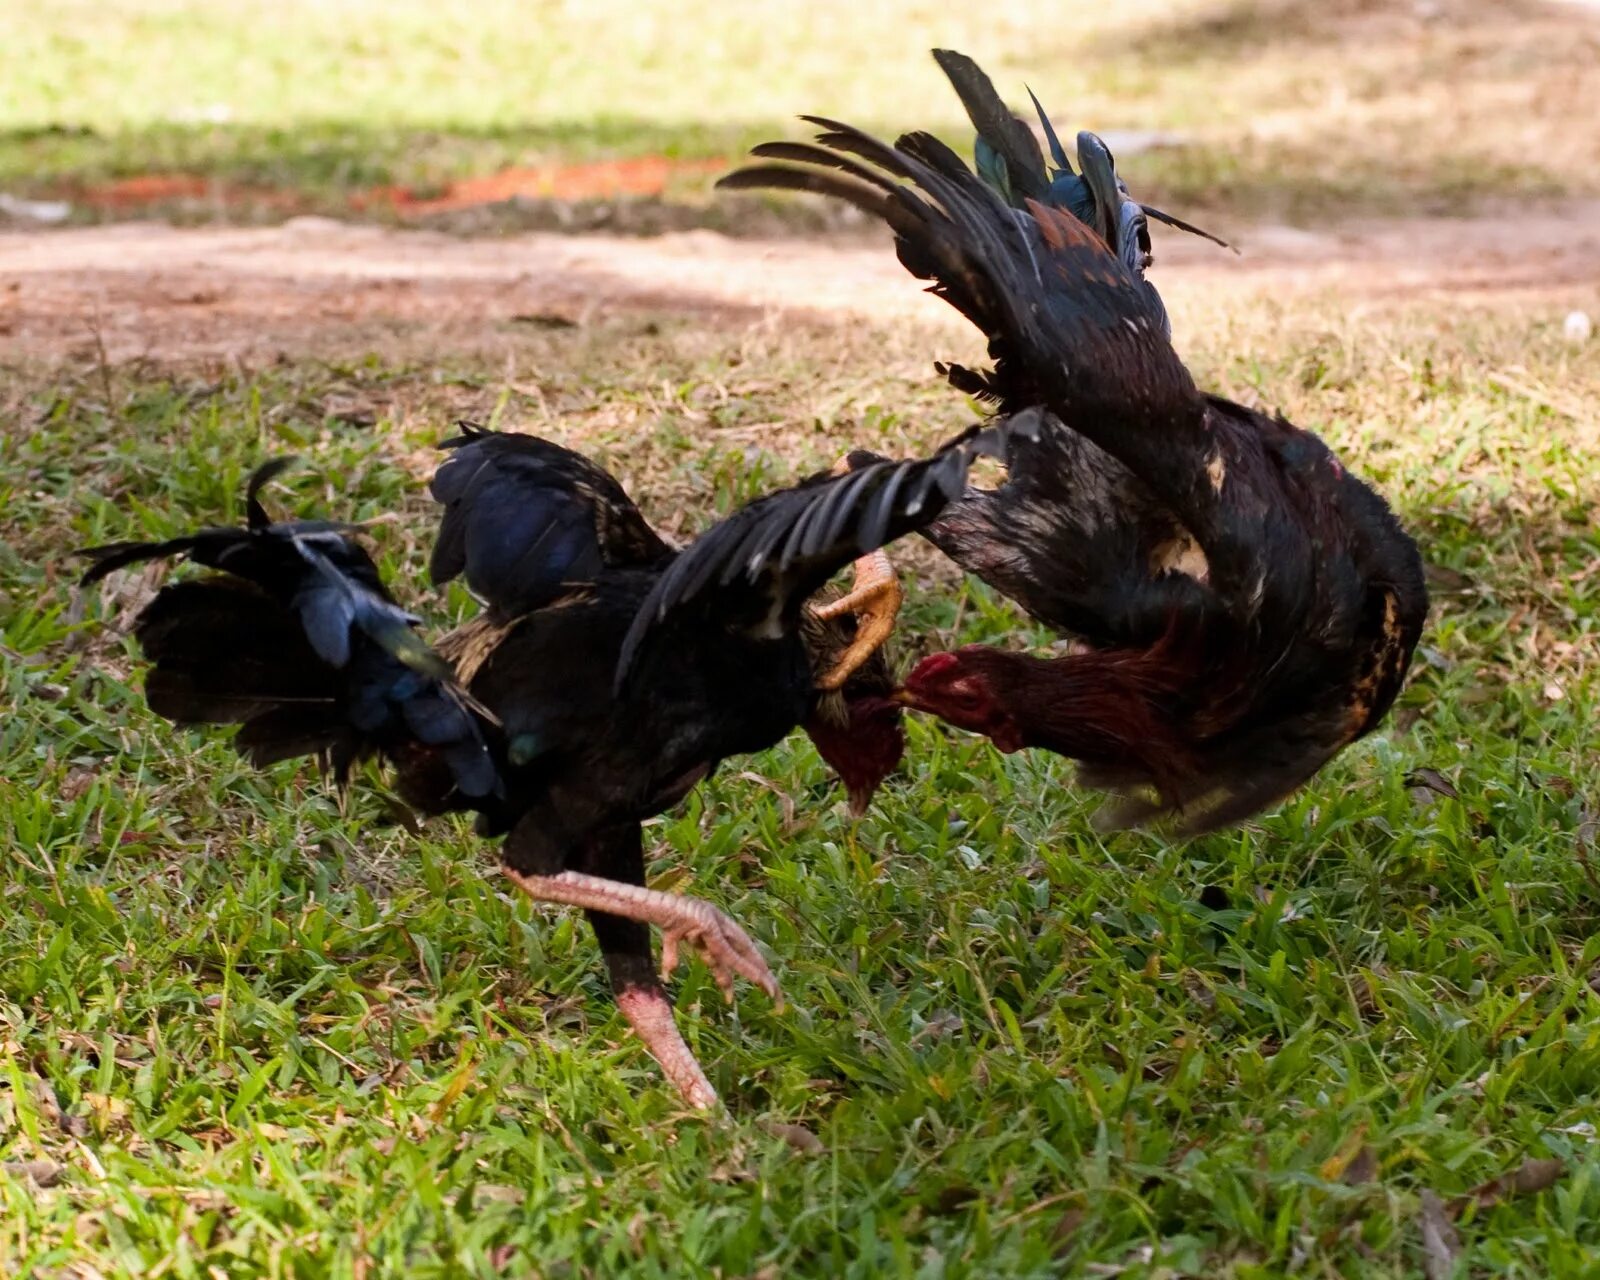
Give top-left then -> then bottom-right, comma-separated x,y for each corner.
717,56 -> 1426,832
79,418 -> 1029,1107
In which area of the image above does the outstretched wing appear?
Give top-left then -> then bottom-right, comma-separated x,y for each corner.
615,413 -> 1040,688
716,121 -> 1287,597
429,424 -> 672,621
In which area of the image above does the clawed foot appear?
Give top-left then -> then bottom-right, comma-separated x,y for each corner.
502,867 -> 783,1005
658,896 -> 782,1006
504,866 -> 784,1109
809,455 -> 905,691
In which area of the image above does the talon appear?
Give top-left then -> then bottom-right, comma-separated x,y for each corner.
503,866 -> 783,1109
659,898 -> 780,1004
810,546 -> 903,690
503,866 -> 782,1003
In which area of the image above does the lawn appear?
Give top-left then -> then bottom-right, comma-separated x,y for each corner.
2,277 -> 1598,1275
4,0 -> 1600,1275
2,0 -> 1598,222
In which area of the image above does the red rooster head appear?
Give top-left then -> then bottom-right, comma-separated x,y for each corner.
895,648 -> 1025,753
804,693 -> 905,817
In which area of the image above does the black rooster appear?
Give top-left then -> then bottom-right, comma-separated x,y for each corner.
718,81 -> 1427,833
80,419 -> 1028,1107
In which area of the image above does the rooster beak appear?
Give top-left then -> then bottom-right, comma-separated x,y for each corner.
889,688 -> 918,707
847,787 -> 874,819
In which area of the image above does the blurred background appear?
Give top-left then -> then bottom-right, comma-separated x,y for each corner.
4,0 -> 1597,231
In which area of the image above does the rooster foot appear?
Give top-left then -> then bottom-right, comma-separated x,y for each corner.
502,867 -> 782,1006
811,547 -> 903,690
613,983 -> 720,1109
658,896 -> 782,1006
809,452 -> 905,691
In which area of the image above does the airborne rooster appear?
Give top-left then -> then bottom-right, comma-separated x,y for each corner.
80,418 -> 1030,1108
717,53 -> 1427,833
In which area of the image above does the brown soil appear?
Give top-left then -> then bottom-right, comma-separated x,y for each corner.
2,202 -> 1598,366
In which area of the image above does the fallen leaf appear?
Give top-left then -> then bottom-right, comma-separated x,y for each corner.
319,395 -> 381,428
910,1011 -> 964,1045
1343,1145 -> 1380,1186
1418,1189 -> 1460,1280
82,1091 -> 130,1134
1405,768 -> 1460,801
471,1184 -> 527,1207
3,1159 -> 64,1187
510,311 -> 580,329
764,1121 -> 823,1156
1051,1205 -> 1087,1255
1318,1126 -> 1370,1182
60,764 -> 100,801
1182,970 -> 1217,1011
1451,1157 -> 1564,1215
1424,565 -> 1472,592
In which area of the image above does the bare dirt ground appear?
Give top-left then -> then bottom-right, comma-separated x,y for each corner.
3,202 -> 1599,367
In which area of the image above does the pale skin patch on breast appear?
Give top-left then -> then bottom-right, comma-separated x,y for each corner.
1344,592 -> 1407,736
1149,533 -> 1211,583
1205,453 -> 1227,494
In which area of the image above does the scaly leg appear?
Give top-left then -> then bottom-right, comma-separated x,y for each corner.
502,867 -> 781,1004
807,455 -> 905,691
810,547 -> 903,690
612,981 -> 718,1109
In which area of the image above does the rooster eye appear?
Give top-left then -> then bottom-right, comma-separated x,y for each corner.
948,684 -> 984,712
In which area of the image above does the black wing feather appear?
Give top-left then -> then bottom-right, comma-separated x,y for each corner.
931,48 -> 1050,203
430,424 -> 671,620
615,414 -> 1039,688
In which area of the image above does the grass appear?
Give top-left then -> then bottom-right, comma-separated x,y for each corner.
1,271 -> 1598,1275
2,0 -> 1598,224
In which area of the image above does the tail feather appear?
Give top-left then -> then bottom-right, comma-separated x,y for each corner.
82,536 -> 205,585
83,461 -> 501,804
931,49 -> 1049,203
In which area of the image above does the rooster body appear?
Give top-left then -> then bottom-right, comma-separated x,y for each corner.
720,59 -> 1426,832
82,420 -> 1023,1105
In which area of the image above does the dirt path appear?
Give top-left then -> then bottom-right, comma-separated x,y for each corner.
3,203 -> 1598,365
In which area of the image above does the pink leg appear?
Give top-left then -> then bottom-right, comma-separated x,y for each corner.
502,868 -> 781,1003
613,984 -> 719,1109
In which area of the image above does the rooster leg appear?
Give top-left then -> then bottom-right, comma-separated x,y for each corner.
502,868 -> 781,1003
610,982 -> 718,1109
810,547 -> 904,691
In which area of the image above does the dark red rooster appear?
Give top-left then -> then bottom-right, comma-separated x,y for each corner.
80,418 -> 1027,1107
718,93 -> 1427,832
